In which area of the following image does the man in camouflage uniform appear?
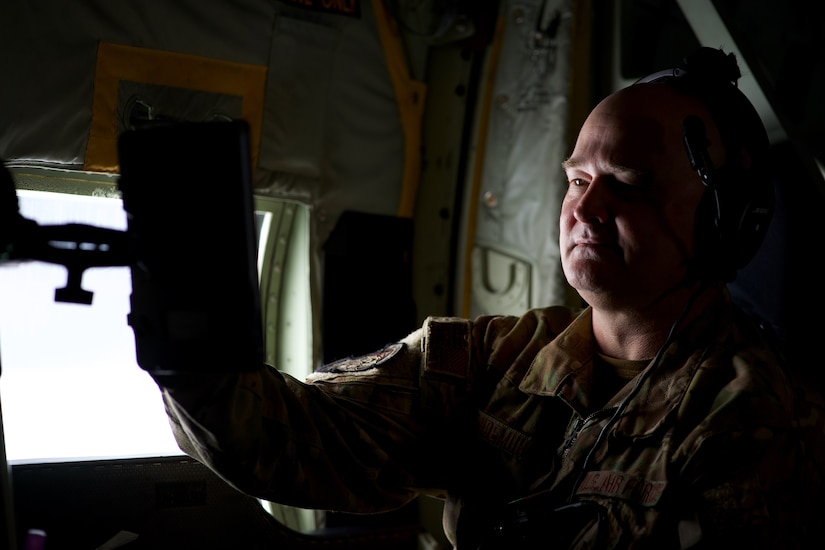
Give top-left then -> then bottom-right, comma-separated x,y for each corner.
154,48 -> 825,548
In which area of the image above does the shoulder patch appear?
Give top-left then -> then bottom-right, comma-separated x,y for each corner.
319,342 -> 405,374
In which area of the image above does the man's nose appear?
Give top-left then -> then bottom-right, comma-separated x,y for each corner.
573,179 -> 611,224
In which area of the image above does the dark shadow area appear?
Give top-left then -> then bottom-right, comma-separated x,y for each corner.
11,455 -> 422,550
321,210 -> 417,363
729,141 -> 825,390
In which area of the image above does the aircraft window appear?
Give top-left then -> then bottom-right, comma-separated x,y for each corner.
0,179 -> 315,468
255,196 -> 314,382
252,195 -> 318,531
0,188 -> 180,463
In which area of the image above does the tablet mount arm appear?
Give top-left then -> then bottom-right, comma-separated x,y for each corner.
1,162 -> 131,305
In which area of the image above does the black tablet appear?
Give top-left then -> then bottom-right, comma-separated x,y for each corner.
117,120 -> 263,375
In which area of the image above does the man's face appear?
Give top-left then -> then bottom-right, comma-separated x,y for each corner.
560,84 -> 723,311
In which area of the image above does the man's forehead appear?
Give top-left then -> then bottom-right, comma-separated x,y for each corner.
568,84 -> 710,169
568,111 -> 668,171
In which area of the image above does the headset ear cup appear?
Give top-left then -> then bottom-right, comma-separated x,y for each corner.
694,166 -> 775,282
693,187 -> 724,279
732,166 -> 775,271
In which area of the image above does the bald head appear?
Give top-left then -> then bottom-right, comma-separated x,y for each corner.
559,82 -> 725,314
583,82 -> 726,174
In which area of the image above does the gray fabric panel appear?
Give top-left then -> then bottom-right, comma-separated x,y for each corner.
471,0 -> 573,316
0,0 -> 274,168
261,3 -> 404,245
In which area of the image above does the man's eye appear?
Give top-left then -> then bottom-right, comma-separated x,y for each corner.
570,178 -> 587,187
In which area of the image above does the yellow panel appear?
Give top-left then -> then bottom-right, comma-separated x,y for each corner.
85,42 -> 267,173
371,0 -> 427,219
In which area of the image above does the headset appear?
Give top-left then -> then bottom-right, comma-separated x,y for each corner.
634,47 -> 775,282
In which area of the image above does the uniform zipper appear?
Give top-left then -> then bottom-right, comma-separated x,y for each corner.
560,407 -> 618,465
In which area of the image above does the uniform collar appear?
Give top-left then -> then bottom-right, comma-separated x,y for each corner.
518,307 -> 597,414
519,291 -> 732,433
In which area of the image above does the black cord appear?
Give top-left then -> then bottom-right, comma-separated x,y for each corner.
567,286 -> 705,502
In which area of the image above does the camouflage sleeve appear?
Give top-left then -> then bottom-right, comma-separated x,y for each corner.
157,316 -> 478,513
672,353 -> 825,548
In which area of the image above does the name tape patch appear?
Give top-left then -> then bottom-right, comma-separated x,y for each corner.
478,411 -> 530,456
576,470 -> 667,506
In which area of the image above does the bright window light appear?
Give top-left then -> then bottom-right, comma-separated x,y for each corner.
0,190 -> 181,463
0,183 -> 315,472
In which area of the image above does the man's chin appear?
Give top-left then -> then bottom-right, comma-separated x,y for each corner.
563,261 -> 618,291
565,276 -> 612,298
